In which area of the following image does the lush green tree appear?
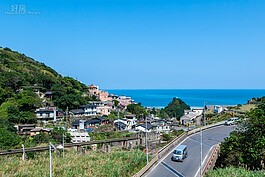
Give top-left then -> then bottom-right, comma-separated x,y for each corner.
0,119 -> 17,132
0,88 -> 13,105
15,90 -> 42,112
33,132 -> 50,144
158,109 -> 169,119
126,103 -> 147,118
150,107 -> 157,116
163,98 -> 190,119
0,101 -> 17,120
0,128 -> 21,150
217,104 -> 265,170
113,100 -> 119,107
51,127 -> 71,143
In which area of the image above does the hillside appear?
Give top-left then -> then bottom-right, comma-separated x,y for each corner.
0,47 -> 96,124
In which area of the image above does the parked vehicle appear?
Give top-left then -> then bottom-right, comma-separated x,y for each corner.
171,144 -> 188,162
224,117 -> 239,125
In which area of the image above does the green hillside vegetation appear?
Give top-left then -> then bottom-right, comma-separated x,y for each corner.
210,101 -> 265,175
0,47 -> 95,111
0,47 -> 96,150
159,97 -> 190,119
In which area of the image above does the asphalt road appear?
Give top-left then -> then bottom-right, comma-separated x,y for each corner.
145,125 -> 236,177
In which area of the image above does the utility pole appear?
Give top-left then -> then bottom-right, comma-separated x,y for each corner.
49,142 -> 56,177
62,134 -> 65,158
203,102 -> 206,126
22,144 -> 25,161
200,102 -> 207,177
145,115 -> 149,164
49,142 -> 52,177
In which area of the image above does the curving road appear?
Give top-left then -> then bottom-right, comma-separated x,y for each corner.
145,125 -> 235,177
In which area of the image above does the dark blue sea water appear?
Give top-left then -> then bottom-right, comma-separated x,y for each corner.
107,89 -> 265,107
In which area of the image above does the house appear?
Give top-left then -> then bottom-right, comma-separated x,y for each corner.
17,124 -> 36,135
96,105 -> 111,116
30,127 -> 52,136
69,130 -> 91,143
71,118 -> 102,130
180,110 -> 202,125
88,84 -> 112,101
36,107 -> 64,122
86,118 -> 102,127
69,109 -> 85,117
88,84 -> 99,95
117,95 -> 134,108
80,105 -> 97,116
113,117 -> 137,130
72,119 -> 88,130
114,122 -> 127,131
44,91 -> 53,99
151,119 -> 170,134
214,105 -> 223,114
135,123 -> 152,133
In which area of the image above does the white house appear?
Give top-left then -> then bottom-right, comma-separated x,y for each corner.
180,109 -> 202,125
214,105 -> 223,114
113,117 -> 137,130
151,120 -> 170,134
35,107 -> 64,122
135,123 -> 152,133
80,105 -> 97,116
69,131 -> 90,143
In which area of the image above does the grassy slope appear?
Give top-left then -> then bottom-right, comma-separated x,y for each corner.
206,166 -> 265,177
0,148 -> 146,177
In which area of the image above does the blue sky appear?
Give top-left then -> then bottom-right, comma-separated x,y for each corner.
1,0 -> 265,89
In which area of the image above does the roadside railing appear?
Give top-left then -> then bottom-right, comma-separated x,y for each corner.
202,143 -> 220,176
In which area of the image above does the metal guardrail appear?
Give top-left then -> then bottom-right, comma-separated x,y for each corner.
202,144 -> 220,176
134,121 -> 225,177
0,137 -> 139,156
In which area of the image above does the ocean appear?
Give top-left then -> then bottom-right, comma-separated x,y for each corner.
106,89 -> 265,107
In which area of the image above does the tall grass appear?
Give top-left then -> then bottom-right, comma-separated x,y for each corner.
206,166 -> 265,177
0,148 -> 146,177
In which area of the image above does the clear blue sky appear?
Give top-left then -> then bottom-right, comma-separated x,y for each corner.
1,0 -> 265,89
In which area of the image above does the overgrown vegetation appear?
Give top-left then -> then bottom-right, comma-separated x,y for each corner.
162,130 -> 184,142
206,112 -> 232,125
215,103 -> 265,171
206,166 -> 265,177
90,131 -> 133,141
0,47 -> 96,150
0,148 -> 146,177
126,103 -> 147,118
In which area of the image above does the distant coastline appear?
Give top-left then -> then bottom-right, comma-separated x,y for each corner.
106,89 -> 265,107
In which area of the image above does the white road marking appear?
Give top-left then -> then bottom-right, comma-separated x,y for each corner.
194,145 -> 214,177
145,125 -> 225,177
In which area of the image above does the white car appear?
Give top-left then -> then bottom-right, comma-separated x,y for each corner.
224,117 -> 239,125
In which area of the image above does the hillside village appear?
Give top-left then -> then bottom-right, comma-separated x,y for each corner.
16,82 -> 234,145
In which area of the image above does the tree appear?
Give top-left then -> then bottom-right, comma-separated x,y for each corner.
0,128 -> 21,150
126,103 -> 147,118
33,132 -> 50,144
51,127 -> 71,143
113,100 -> 119,108
216,103 -> 265,170
164,98 -> 190,119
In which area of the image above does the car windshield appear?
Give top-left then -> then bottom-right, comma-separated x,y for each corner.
173,150 -> 182,155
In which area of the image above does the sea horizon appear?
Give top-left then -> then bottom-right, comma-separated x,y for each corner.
106,89 -> 265,107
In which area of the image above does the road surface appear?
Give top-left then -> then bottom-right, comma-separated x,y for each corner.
145,125 -> 235,177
